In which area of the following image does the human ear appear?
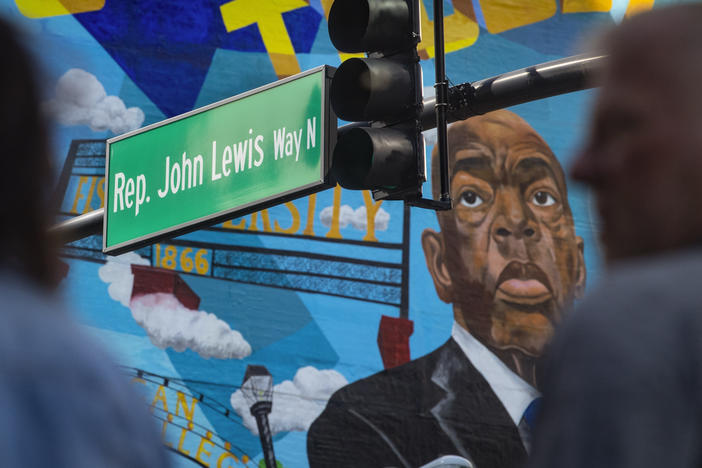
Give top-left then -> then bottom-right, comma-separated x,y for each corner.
421,228 -> 454,303
574,235 -> 586,299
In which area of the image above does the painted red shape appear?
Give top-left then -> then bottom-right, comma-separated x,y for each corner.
130,264 -> 200,311
377,315 -> 414,369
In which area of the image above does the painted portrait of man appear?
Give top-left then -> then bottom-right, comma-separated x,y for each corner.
307,109 -> 586,468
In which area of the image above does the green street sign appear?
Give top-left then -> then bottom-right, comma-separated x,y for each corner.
104,66 -> 335,254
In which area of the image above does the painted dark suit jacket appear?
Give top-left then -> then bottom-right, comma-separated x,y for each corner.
307,339 -> 527,468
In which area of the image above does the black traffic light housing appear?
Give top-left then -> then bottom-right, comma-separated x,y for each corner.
328,0 -> 425,201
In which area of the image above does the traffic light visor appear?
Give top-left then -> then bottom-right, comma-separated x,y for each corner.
332,128 -> 373,190
328,0 -> 412,53
330,58 -> 414,122
332,127 -> 418,190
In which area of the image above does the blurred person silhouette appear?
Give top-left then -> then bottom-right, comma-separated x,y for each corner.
527,5 -> 702,468
0,17 -> 169,468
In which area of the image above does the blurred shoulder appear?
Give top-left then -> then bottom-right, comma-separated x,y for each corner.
551,247 -> 702,370
572,247 -> 702,326
0,271 -> 115,377
0,271 -> 169,467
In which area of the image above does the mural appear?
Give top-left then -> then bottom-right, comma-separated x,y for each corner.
2,0 -> 680,466
308,110 -> 586,467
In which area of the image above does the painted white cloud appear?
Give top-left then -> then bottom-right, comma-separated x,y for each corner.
319,204 -> 390,232
130,293 -> 251,359
97,252 -> 149,307
45,68 -> 145,135
423,85 -> 438,146
423,129 -> 438,146
98,254 -> 251,360
231,366 -> 348,436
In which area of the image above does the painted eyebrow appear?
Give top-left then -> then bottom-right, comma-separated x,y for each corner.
513,156 -> 557,181
452,155 -> 496,184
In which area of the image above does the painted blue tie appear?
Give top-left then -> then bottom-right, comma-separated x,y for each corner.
519,397 -> 543,453
522,397 -> 543,430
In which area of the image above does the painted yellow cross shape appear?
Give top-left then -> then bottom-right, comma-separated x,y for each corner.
220,0 -> 308,78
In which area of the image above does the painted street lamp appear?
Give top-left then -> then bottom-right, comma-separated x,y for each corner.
241,365 -> 276,468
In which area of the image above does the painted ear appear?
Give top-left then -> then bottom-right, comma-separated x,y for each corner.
574,235 -> 586,299
421,228 -> 454,303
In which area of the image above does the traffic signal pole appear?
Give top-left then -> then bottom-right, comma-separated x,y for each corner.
420,53 -> 605,130
403,0 -> 456,212
434,0 -> 450,208
50,53 -> 606,244
50,207 -> 104,244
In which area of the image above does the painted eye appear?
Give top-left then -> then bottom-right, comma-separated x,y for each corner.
460,190 -> 484,208
532,191 -> 556,206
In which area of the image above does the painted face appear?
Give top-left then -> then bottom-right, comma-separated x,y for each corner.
423,111 -> 585,357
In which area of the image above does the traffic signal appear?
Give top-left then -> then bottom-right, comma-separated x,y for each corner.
328,0 -> 425,201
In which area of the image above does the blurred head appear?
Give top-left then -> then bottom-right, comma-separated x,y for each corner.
572,5 -> 702,261
422,110 -> 585,357
0,18 -> 56,288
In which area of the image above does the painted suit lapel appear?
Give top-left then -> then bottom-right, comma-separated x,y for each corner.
426,339 -> 527,468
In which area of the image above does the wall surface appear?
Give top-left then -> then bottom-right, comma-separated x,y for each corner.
2,0 -> 680,466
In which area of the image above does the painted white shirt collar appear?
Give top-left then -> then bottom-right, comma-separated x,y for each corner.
451,321 -> 541,426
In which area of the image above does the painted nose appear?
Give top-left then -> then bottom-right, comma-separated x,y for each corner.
492,193 -> 539,242
495,224 -> 536,238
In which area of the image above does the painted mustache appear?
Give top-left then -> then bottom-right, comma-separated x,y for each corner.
496,261 -> 552,305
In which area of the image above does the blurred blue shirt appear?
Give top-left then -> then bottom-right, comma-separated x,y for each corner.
0,270 -> 169,467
